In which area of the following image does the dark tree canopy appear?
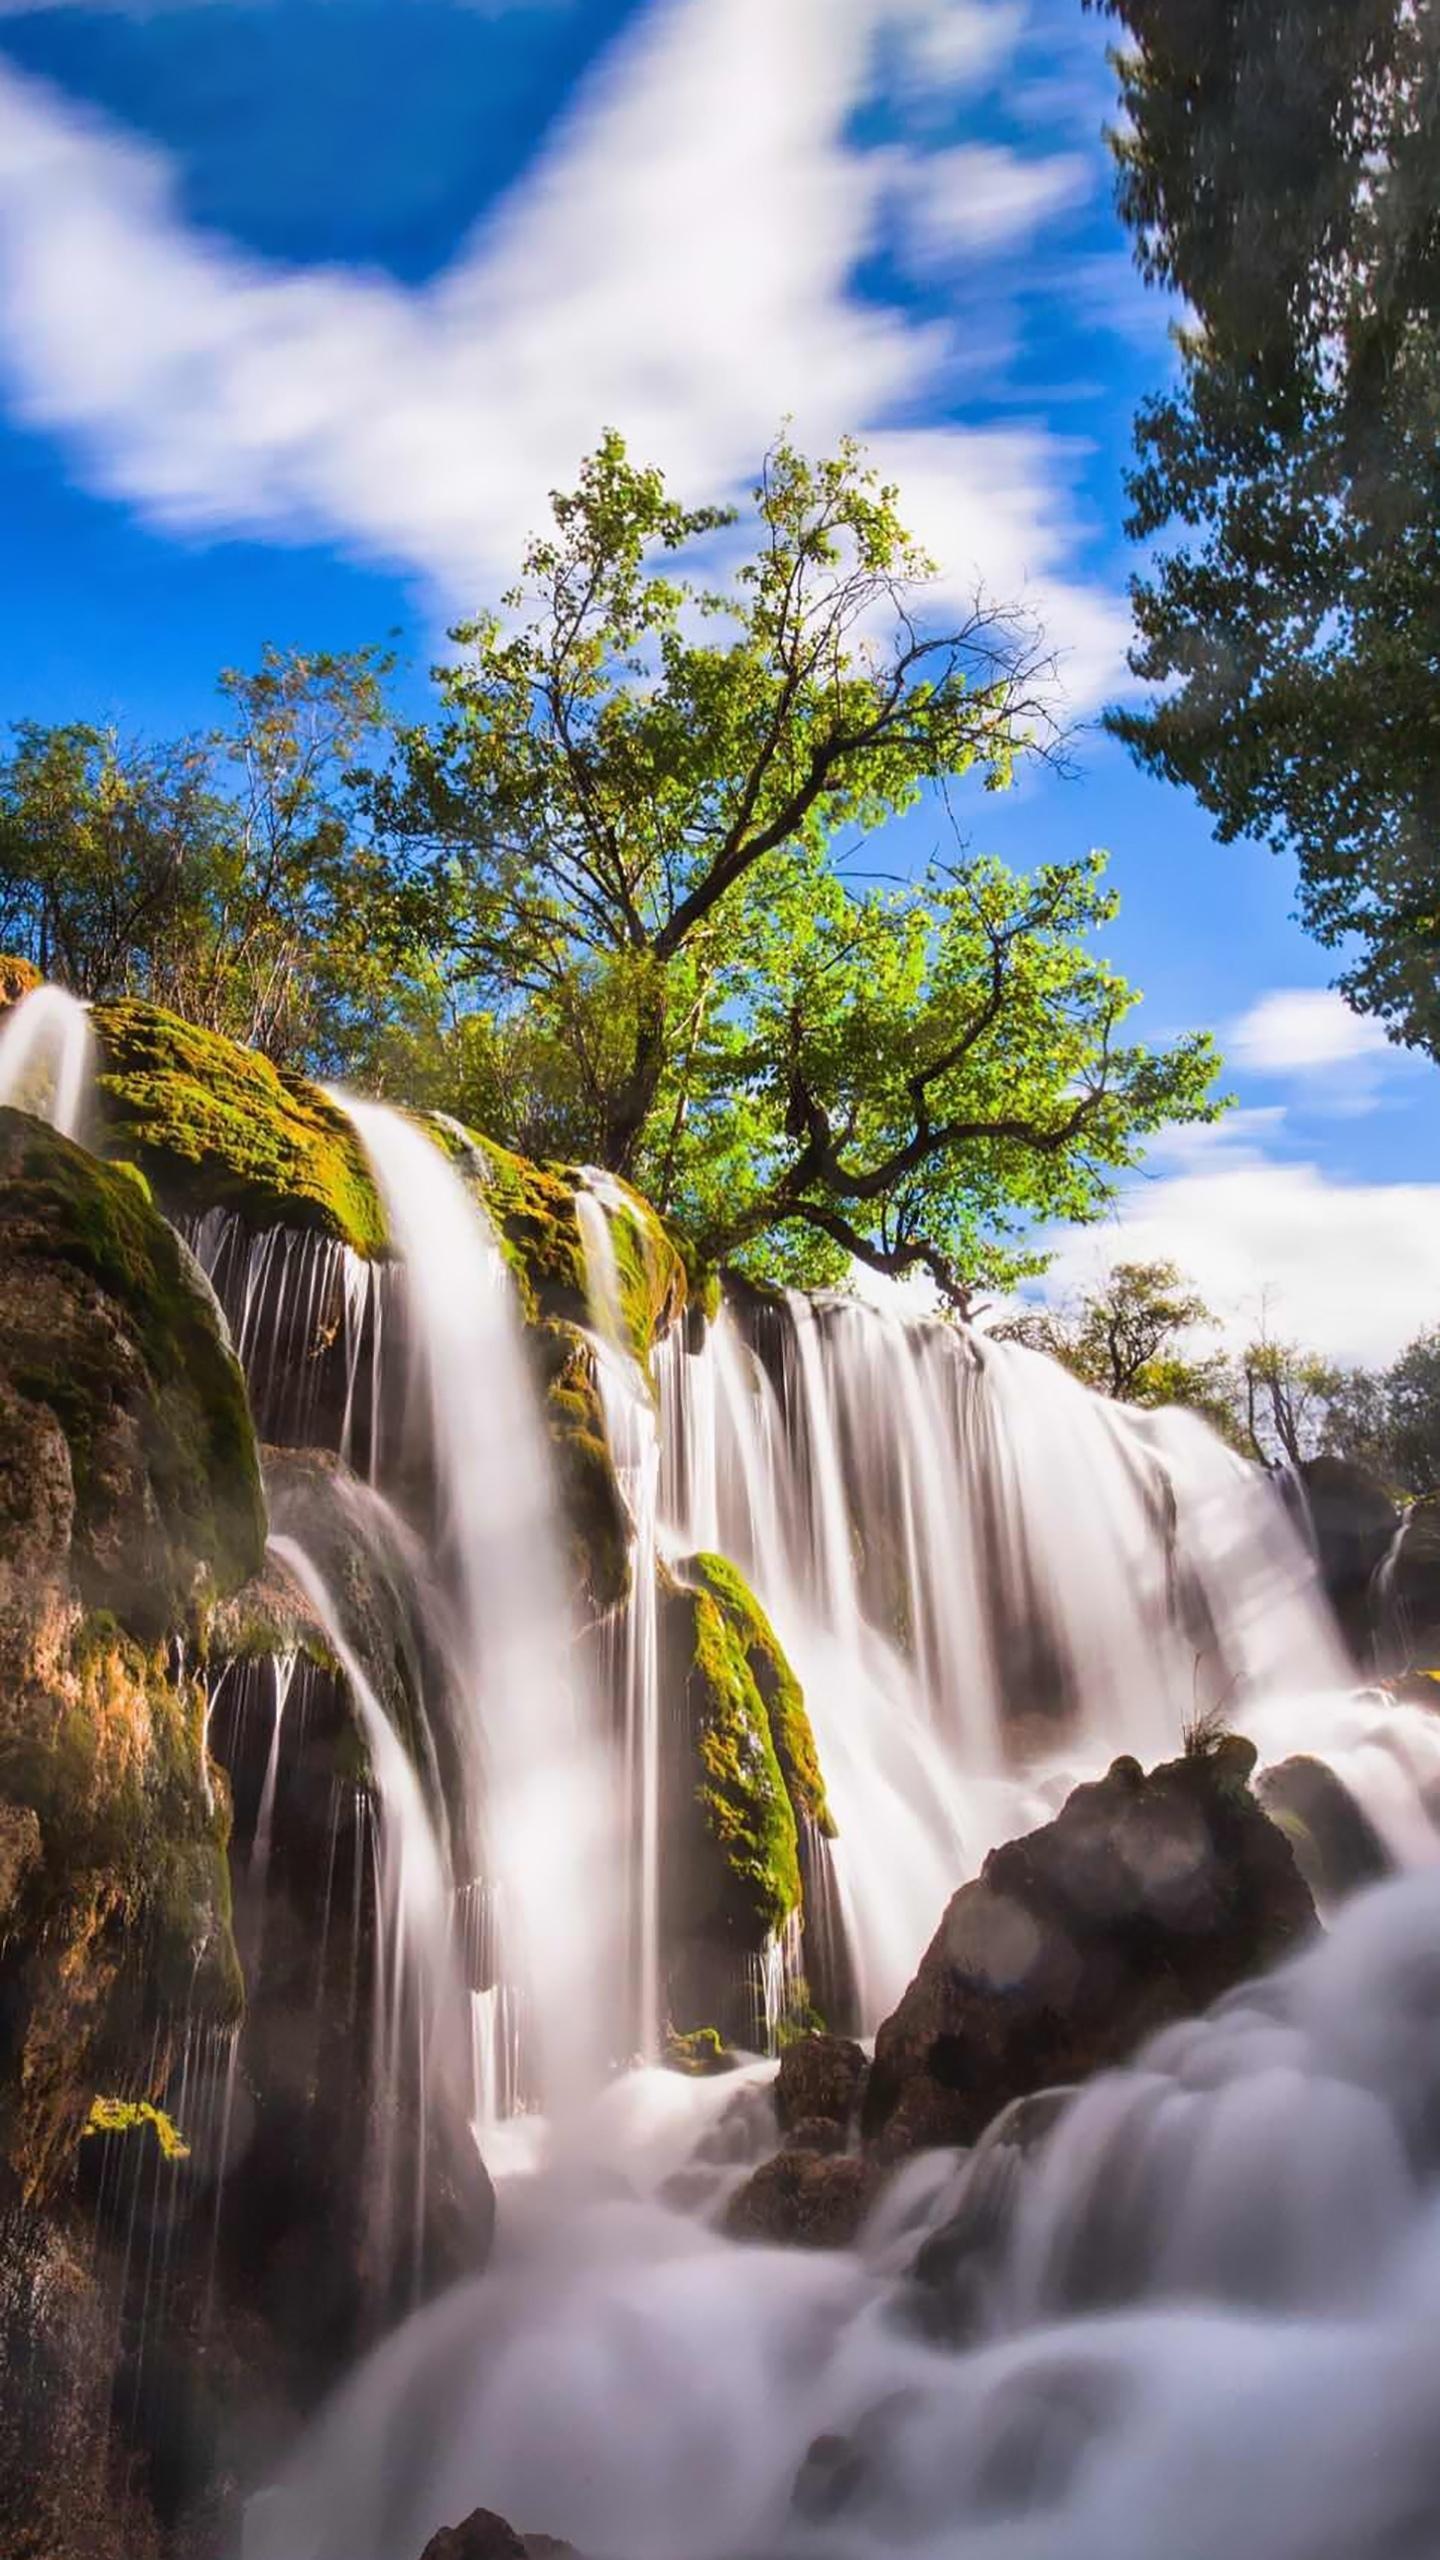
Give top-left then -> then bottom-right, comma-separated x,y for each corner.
1091,0 -> 1440,1053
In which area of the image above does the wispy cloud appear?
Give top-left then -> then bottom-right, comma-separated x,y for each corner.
1226,986 -> 1420,1120
890,139 -> 1091,268
0,0 -> 1128,703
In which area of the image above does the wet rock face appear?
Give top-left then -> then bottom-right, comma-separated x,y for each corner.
1297,1455 -> 1398,1664
863,1740 -> 1318,2159
1257,1754 -> 1393,1906
0,1112 -> 264,2196
1381,1495 -> 1440,1672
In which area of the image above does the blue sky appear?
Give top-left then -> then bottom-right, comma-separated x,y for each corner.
0,0 -> 1435,1357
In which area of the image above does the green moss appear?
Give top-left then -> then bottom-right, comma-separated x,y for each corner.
85,2096 -> 191,2159
0,1109 -> 265,1628
692,1553 -> 833,1837
93,997 -> 386,1254
680,1579 -> 801,1936
665,2024 -> 733,2076
432,1119 -> 685,1366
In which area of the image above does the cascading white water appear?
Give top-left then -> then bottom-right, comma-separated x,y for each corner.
575,1180 -> 664,2063
248,1863 -> 1440,2560
266,1531 -> 466,2269
332,1098 -> 622,2117
657,1294 -> 1360,2025
0,982 -> 94,1139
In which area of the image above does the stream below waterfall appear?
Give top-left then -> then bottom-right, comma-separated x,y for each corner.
249,1865 -> 1440,2560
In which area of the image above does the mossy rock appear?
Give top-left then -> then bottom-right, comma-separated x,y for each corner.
0,1108 -> 265,1632
0,951 -> 42,1011
93,997 -> 386,1254
659,1568 -> 802,1964
437,1122 -> 685,1366
691,1553 -> 832,1838
0,1115 -> 260,2189
533,1320 -> 630,1617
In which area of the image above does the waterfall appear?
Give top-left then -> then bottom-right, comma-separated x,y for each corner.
575,1180 -> 663,2063
185,1207 -> 388,1461
0,982 -> 94,1138
657,1292 -> 1356,2026
331,1097 -> 622,2117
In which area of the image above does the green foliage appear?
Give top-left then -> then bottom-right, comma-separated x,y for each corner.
1091,0 -> 1440,1053
1001,1258 -> 1243,1439
0,648 -> 418,1072
665,1572 -> 802,1939
375,430 -> 1218,1301
85,2096 -> 191,2160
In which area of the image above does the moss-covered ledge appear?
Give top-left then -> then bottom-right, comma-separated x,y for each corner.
93,997 -> 386,1254
690,1553 -> 833,1840
0,1118 -> 265,2192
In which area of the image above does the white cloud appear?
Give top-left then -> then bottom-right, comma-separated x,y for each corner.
1230,988 -> 1392,1074
1039,1147 -> 1440,1366
0,0 -> 1126,705
887,0 -> 1029,96
893,140 -> 1091,266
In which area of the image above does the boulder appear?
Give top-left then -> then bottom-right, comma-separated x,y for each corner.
774,2033 -> 868,2139
862,1739 -> 1317,2159
420,2514 -> 528,2560
1256,1754 -> 1392,1904
725,2146 -> 882,2250
418,2517 -> 579,2560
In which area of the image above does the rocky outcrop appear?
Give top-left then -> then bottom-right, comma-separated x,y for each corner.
418,2516 -> 578,2560
0,1110 -> 264,2196
95,997 -> 387,1255
862,1738 -> 1317,2159
1297,1455 -> 1399,1664
657,1562 -> 813,2040
1379,1495 -> 1440,1672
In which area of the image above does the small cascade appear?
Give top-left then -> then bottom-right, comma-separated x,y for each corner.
266,1531 -> 469,2272
184,1208 -> 389,1461
331,1098 -> 622,2118
0,981 -> 94,1138
575,1179 -> 663,2063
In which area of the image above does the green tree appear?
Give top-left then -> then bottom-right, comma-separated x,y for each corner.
0,648 -> 403,1071
1090,0 -> 1440,1053
379,432 -> 1220,1300
1000,1257 -> 1241,1434
1383,1326 -> 1440,1495
0,722 -> 216,998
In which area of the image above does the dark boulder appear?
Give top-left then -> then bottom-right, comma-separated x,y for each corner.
863,1739 -> 1317,2159
725,2146 -> 882,2249
774,2033 -> 868,2140
420,2516 -> 528,2560
419,2518 -> 578,2560
1257,1754 -> 1392,1905
1296,1455 -> 1398,1663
